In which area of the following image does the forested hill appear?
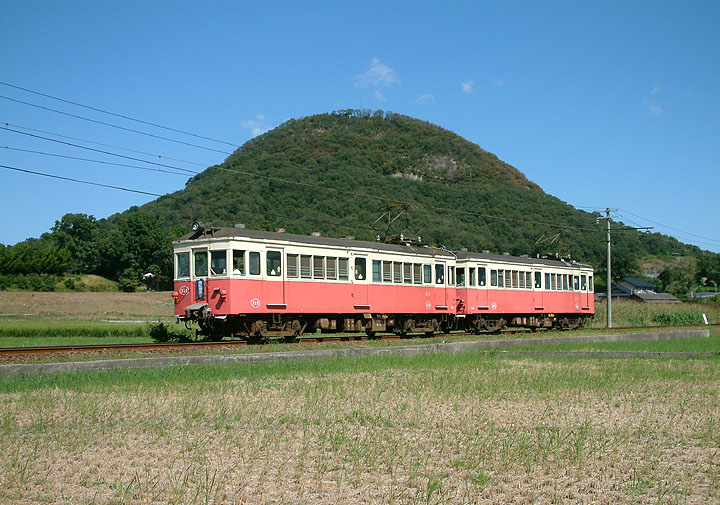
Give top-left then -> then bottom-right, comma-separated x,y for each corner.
134,110 -> 697,275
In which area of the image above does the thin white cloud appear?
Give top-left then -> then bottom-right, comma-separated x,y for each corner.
374,90 -> 386,102
650,83 -> 661,95
355,58 -> 400,88
241,114 -> 269,137
416,93 -> 435,104
647,103 -> 663,116
461,80 -> 475,93
490,79 -> 505,87
642,97 -> 663,116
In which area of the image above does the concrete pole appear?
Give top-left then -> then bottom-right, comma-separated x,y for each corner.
606,208 -> 612,328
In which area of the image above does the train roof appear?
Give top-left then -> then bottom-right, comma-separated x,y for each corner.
455,250 -> 593,270
174,227 -> 455,258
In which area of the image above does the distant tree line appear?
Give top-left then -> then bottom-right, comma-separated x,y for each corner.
1,212 -> 184,291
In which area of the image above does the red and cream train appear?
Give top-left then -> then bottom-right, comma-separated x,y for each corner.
173,225 -> 594,341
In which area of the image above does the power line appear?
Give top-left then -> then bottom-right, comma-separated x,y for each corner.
4,122 -> 209,166
0,81 -> 239,147
1,164 -> 162,197
618,208 -> 720,246
0,95 -> 234,155
1,146 -> 191,177
1,125 -> 198,175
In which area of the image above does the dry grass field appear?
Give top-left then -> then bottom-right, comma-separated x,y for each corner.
1,353 -> 718,504
0,291 -> 173,320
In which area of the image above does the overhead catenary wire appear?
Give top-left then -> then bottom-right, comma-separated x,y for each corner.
618,208 -> 720,246
0,95 -> 234,155
0,81 -> 239,147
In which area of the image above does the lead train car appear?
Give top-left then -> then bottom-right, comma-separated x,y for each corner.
173,227 -> 457,341
173,227 -> 595,341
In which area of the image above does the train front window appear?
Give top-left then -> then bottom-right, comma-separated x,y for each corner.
176,252 -> 190,278
233,250 -> 245,275
435,264 -> 444,284
267,251 -> 281,276
456,268 -> 465,287
210,250 -> 227,276
354,257 -> 366,280
249,252 -> 260,276
193,251 -> 208,278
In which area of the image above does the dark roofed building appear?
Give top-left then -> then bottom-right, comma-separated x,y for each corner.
596,277 -> 681,304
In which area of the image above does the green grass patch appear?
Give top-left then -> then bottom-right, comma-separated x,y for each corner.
511,335 -> 720,353
0,320 -> 191,345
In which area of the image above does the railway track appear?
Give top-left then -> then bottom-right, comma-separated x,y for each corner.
0,323 -> 716,361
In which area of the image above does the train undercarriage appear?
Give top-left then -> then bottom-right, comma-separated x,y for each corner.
182,304 -> 587,343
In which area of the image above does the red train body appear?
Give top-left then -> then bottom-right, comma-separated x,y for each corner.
173,227 -> 594,341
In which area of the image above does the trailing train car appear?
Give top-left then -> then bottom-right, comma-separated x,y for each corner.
173,224 -> 594,341
454,251 -> 594,332
173,225 -> 457,341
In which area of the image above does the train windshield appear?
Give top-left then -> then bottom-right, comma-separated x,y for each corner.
175,252 -> 190,278
193,250 -> 208,278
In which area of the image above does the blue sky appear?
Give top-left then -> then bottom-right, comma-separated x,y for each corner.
1,1 -> 719,253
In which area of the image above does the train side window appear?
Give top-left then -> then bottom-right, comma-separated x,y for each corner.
300,255 -> 312,278
449,266 -> 455,286
355,257 -> 366,280
403,263 -> 412,284
194,250 -> 208,277
266,251 -> 281,277
383,261 -> 392,282
372,260 -> 381,282
233,250 -> 245,276
338,258 -> 349,280
210,250 -> 227,276
249,252 -> 260,276
423,264 -> 432,284
550,274 -> 556,290
491,269 -> 497,287
526,272 -> 532,289
498,270 -> 504,288
589,276 -> 594,291
326,257 -> 337,279
456,267 -> 466,287
573,275 -> 579,291
545,273 -> 550,290
562,274 -> 568,291
581,275 -> 587,290
512,271 -> 518,289
469,267 -> 476,286
556,274 -> 562,291
435,264 -> 445,284
479,267 -> 487,286
393,262 -> 402,283
413,264 -> 422,284
534,271 -> 542,289
176,252 -> 190,278
519,271 -> 525,289
313,256 -> 325,279
286,254 -> 298,278
505,270 -> 512,289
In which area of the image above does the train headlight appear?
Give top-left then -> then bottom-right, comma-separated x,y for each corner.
191,221 -> 205,232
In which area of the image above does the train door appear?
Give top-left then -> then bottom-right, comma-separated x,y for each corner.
476,264 -> 489,309
264,248 -> 285,308
434,261 -> 448,309
192,248 -> 209,303
351,254 -> 369,309
533,269 -> 544,310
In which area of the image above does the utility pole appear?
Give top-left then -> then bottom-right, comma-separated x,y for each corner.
605,208 -> 613,328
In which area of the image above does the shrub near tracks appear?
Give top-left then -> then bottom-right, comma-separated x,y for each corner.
1,351 -> 719,504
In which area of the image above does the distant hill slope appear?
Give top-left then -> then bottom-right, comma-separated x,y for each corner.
126,110 -> 698,273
